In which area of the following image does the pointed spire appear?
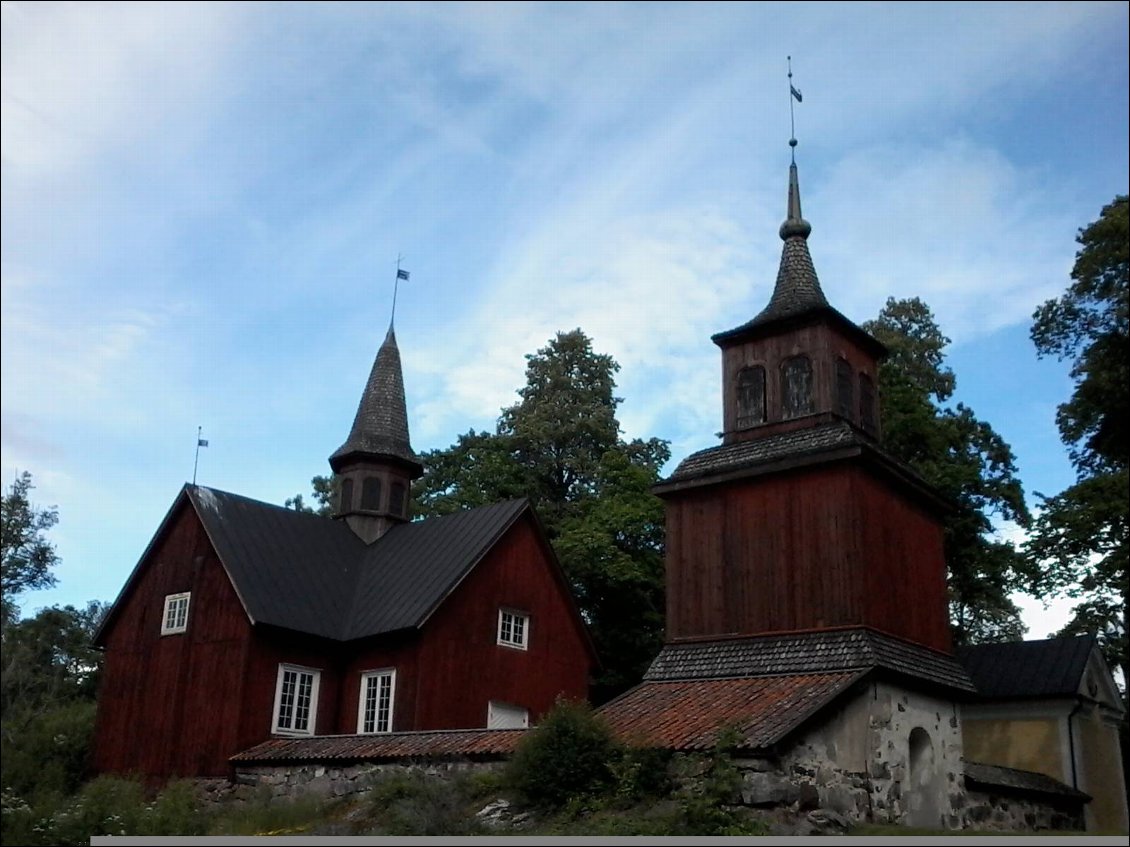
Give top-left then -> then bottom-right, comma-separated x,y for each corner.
329,326 -> 422,473
749,161 -> 827,324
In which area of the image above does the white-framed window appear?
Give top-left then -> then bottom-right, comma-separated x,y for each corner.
357,669 -> 396,734
272,664 -> 321,736
161,592 -> 191,635
497,608 -> 529,650
488,700 -> 529,729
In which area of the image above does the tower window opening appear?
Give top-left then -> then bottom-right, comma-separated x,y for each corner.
782,355 -> 814,419
736,365 -> 767,428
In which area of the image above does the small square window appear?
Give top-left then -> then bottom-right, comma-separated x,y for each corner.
161,592 -> 191,635
488,700 -> 529,729
497,608 -> 529,650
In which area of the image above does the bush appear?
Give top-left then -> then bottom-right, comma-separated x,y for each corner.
506,699 -> 622,809
0,700 -> 97,801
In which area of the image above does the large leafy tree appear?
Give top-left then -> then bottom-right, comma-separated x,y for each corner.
1026,195 -> 1128,686
2,471 -> 61,628
415,330 -> 669,702
863,298 -> 1031,645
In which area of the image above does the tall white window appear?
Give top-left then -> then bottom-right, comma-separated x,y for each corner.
273,664 -> 321,736
488,700 -> 529,729
497,608 -> 529,650
161,592 -> 191,635
357,669 -> 396,734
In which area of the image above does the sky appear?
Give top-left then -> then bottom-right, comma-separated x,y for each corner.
2,2 -> 1127,641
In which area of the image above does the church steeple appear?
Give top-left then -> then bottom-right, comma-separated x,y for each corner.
329,326 -> 423,543
749,161 -> 828,326
711,156 -> 886,445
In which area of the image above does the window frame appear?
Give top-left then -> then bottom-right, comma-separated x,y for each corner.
357,668 -> 397,734
497,608 -> 530,651
160,591 -> 191,636
487,700 -> 530,729
272,663 -> 321,737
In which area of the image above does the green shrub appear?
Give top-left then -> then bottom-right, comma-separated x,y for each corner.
506,699 -> 622,809
0,700 -> 97,802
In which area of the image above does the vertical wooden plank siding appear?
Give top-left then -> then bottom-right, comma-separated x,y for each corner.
93,503 -> 253,779
665,461 -> 950,652
412,514 -> 593,729
721,322 -> 881,443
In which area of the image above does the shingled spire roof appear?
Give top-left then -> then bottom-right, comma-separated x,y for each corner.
712,161 -> 883,357
329,327 -> 422,473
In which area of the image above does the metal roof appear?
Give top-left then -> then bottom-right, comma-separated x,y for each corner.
598,672 -> 865,752
646,628 -> 976,694
964,761 -> 1090,801
231,728 -> 525,763
957,635 -> 1097,700
187,486 -> 529,641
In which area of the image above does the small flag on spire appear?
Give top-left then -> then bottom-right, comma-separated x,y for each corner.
790,84 -> 803,103
198,437 -> 209,447
397,268 -> 410,281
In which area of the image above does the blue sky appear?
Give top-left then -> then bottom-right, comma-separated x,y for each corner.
3,2 -> 1127,640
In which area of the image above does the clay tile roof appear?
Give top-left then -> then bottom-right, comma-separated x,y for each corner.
231,728 -> 526,764
645,628 -> 976,694
597,672 -> 864,752
963,761 -> 1090,801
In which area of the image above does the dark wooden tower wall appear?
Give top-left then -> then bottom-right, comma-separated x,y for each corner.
93,502 -> 255,779
719,318 -> 883,444
663,460 -> 951,652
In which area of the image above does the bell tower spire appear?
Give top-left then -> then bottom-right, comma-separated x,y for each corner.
329,268 -> 423,543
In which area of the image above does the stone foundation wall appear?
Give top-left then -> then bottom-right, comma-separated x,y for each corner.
205,759 -> 503,804
962,788 -> 1084,832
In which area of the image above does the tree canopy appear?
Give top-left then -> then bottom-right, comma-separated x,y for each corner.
1026,195 -> 1128,686
863,297 -> 1031,645
415,330 -> 669,702
2,471 -> 61,627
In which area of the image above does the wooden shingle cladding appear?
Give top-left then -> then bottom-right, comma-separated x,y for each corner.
661,456 -> 951,652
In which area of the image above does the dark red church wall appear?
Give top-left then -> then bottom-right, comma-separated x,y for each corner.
93,502 -> 253,779
412,513 -> 593,730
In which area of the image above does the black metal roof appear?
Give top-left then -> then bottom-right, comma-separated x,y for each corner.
957,635 -> 1097,700
646,627 -> 976,694
187,486 -> 529,641
329,327 -> 422,474
964,761 -> 1090,801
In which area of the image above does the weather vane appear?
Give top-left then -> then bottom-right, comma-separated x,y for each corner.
391,254 -> 410,329
788,56 -> 803,163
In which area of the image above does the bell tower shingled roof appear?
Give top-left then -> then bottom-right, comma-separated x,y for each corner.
330,327 -> 421,472
330,325 -> 423,543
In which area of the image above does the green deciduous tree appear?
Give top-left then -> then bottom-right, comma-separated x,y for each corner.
414,330 -> 669,702
863,297 -> 1031,645
1027,195 -> 1128,687
1,471 -> 60,626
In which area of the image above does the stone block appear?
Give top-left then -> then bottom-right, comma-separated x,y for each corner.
741,771 -> 800,807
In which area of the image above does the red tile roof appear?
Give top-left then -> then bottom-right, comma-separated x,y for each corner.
598,671 -> 865,752
231,728 -> 525,763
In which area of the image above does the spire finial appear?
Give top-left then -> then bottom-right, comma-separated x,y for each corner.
390,255 -> 410,331
787,56 -> 802,164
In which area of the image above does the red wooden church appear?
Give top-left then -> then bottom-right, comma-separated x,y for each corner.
92,326 -> 596,780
